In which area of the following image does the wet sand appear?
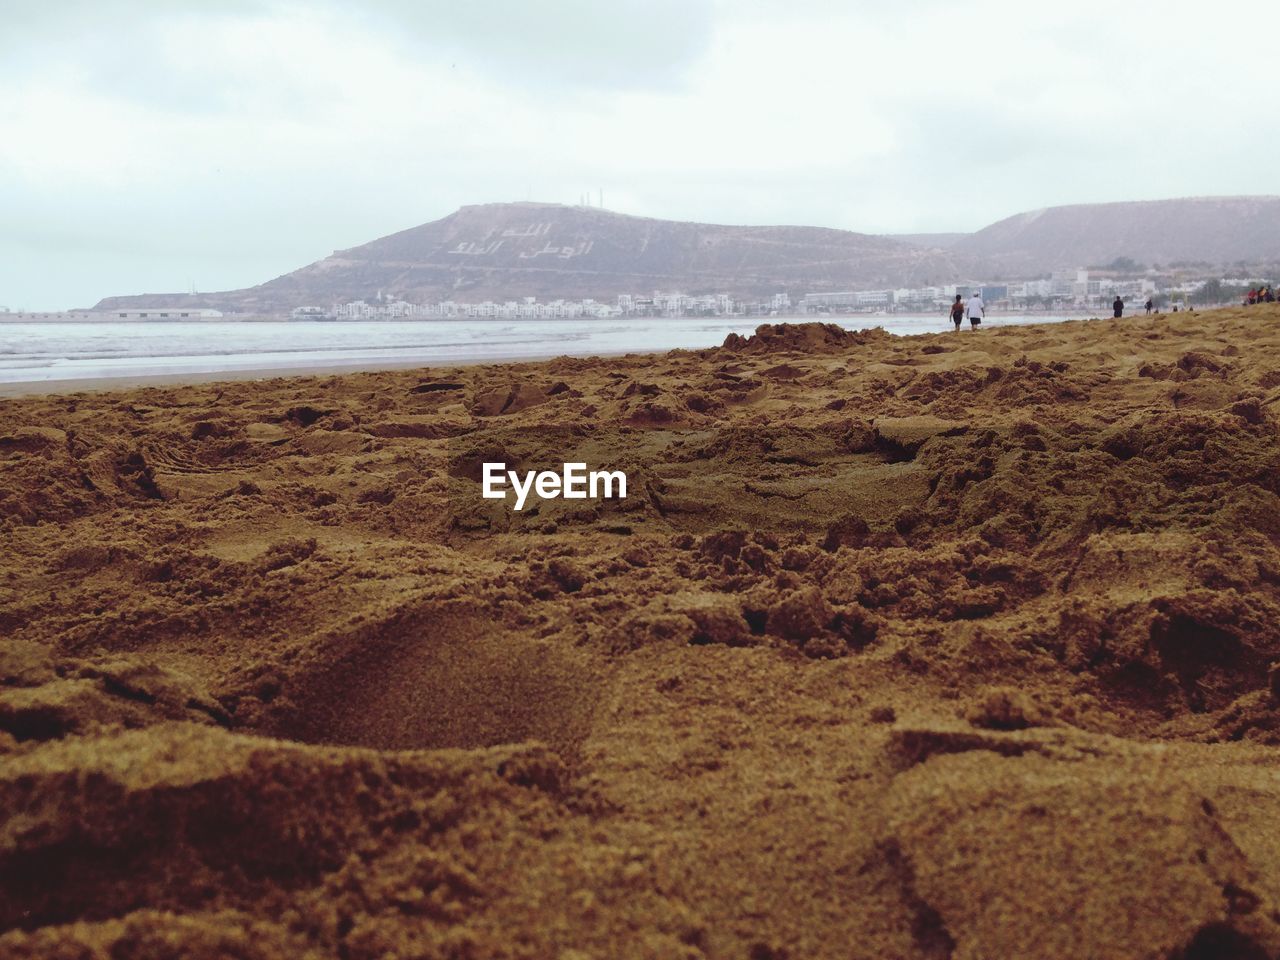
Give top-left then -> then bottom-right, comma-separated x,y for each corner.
4,306 -> 1280,958
0,358 -> 523,399
0,352 -> 635,399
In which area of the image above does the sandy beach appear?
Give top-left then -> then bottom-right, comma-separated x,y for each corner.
4,305 -> 1280,959
0,360 -> 499,400
0,315 -> 1092,397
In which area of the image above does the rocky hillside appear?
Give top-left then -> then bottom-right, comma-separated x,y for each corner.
946,195 -> 1280,275
95,203 -> 971,312
92,196 -> 1280,313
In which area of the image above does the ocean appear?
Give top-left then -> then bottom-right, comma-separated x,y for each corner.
0,314 -> 1083,386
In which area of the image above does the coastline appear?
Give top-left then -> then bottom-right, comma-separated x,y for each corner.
0,313 -> 1101,398
0,352 -> 633,398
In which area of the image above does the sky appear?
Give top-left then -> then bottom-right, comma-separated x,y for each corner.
2,0 -> 1276,309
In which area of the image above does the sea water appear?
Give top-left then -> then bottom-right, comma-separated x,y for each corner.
0,314 -> 1082,385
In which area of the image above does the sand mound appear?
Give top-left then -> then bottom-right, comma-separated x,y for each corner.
469,380 -> 549,416
0,724 -> 582,952
268,602 -> 600,759
881,725 -> 1280,959
720,321 -> 888,354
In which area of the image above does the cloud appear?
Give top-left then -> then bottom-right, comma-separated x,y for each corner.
2,0 -> 1279,308
347,0 -> 715,91
1,0 -> 716,97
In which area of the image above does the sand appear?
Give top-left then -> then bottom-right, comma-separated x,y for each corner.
3,305 -> 1280,959
0,361 -> 455,399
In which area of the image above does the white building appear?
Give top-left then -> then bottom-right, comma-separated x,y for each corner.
110,308 -> 224,319
801,290 -> 895,311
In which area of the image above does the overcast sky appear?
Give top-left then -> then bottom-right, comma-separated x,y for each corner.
2,0 -> 1276,309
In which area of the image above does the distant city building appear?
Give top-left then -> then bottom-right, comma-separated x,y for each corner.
801,290 -> 895,311
111,308 -> 224,319
333,296 -> 619,321
2,307 -> 223,321
10,266 -> 1243,324
4,310 -> 101,321
312,269 -> 1238,322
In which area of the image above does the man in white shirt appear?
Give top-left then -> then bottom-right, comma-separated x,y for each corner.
966,291 -> 985,329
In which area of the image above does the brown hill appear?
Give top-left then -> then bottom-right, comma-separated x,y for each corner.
94,203 -> 972,313
948,195 -> 1280,275
92,197 -> 1280,313
886,232 -> 969,249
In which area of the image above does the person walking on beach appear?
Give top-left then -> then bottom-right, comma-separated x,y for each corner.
1113,295 -> 1124,318
1145,297 -> 1153,315
966,291 -> 984,329
949,294 -> 965,331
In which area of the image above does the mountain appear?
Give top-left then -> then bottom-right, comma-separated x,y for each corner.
92,196 -> 1280,313
944,196 -> 1280,275
886,232 -> 969,250
93,203 -> 972,313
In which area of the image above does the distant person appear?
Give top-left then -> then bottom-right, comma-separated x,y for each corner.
1113,296 -> 1124,318
966,291 -> 985,328
1266,286 -> 1276,303
949,294 -> 965,330
1144,297 -> 1153,315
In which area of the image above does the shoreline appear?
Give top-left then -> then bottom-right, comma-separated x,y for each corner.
0,353 -> 620,398
0,314 -> 1105,398
0,309 -> 1107,324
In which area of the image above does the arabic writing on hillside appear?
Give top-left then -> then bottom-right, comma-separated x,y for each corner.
447,223 -> 595,260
